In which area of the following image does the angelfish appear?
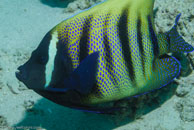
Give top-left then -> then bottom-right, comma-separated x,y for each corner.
16,0 -> 194,113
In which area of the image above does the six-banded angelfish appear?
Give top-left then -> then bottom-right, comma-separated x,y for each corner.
16,0 -> 194,113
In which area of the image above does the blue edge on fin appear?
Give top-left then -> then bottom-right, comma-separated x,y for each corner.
73,107 -> 122,114
174,13 -> 181,26
132,56 -> 181,98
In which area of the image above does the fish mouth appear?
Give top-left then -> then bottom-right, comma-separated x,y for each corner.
15,70 -> 22,81
15,66 -> 28,82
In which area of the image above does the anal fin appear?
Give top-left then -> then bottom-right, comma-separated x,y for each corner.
145,55 -> 180,92
172,52 -> 192,77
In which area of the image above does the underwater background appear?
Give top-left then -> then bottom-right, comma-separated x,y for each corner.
0,0 -> 194,130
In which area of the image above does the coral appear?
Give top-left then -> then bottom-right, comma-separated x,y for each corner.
175,73 -> 194,97
174,80 -> 194,122
0,115 -> 8,128
23,100 -> 35,110
154,0 -> 194,48
179,94 -> 194,121
64,0 -> 104,13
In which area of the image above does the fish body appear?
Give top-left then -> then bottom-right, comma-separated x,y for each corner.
16,0 -> 194,113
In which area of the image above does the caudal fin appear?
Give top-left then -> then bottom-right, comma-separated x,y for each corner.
166,13 -> 194,53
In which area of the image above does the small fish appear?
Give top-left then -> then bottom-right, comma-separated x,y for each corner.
16,0 -> 194,113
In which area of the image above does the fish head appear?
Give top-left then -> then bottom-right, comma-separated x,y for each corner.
15,31 -> 71,91
14,31 -> 104,111
15,32 -> 51,90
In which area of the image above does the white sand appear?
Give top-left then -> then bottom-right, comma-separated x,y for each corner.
0,0 -> 194,130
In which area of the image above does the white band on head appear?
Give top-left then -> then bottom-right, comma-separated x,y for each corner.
45,31 -> 58,88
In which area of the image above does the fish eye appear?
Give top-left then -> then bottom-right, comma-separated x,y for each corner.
37,56 -> 47,64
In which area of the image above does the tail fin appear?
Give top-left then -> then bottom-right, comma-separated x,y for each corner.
166,13 -> 194,53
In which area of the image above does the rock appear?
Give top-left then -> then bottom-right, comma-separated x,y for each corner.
154,0 -> 194,46
6,80 -> 20,94
64,2 -> 79,13
174,126 -> 185,130
180,95 -> 194,121
174,100 -> 183,112
64,0 -> 103,13
23,100 -> 35,110
176,84 -> 192,97
154,124 -> 168,130
0,64 -> 3,71
175,73 -> 194,97
13,51 -> 30,64
188,53 -> 194,70
18,82 -> 28,91
175,91 -> 194,122
0,81 -> 4,89
0,115 -> 8,127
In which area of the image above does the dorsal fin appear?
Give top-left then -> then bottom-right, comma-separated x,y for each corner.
166,13 -> 194,53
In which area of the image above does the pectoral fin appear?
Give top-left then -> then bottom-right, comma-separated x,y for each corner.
46,51 -> 99,94
71,51 -> 99,94
145,55 -> 180,91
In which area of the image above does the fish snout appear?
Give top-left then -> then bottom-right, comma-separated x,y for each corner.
15,65 -> 28,81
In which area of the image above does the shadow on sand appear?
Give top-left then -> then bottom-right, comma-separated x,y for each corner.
39,0 -> 73,8
14,98 -> 118,130
14,82 -> 178,130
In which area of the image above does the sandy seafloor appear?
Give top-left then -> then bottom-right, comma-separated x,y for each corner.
0,0 -> 194,130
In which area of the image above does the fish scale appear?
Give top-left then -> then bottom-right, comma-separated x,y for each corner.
56,9 -> 153,102
52,0 -> 180,103
16,0 -> 194,113
140,16 -> 154,81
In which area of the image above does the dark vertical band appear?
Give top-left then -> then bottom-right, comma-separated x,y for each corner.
118,8 -> 135,82
148,15 -> 159,57
103,13 -> 116,84
137,17 -> 145,78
